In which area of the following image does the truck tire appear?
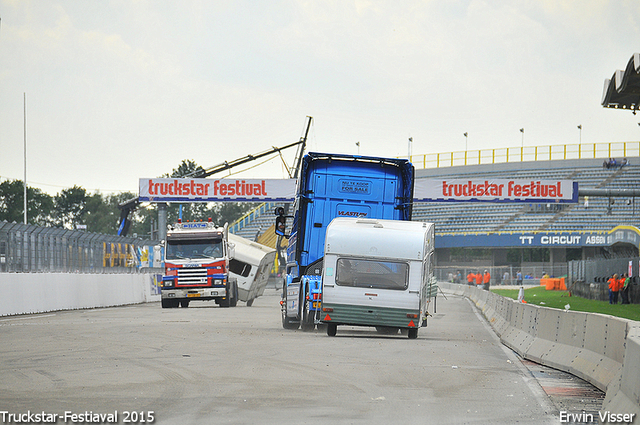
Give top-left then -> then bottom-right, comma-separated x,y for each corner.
281,307 -> 300,330
408,328 -> 418,339
327,323 -> 337,337
180,300 -> 190,308
230,282 -> 238,307
246,298 -> 254,307
161,299 -> 171,309
300,288 -> 315,331
219,295 -> 230,308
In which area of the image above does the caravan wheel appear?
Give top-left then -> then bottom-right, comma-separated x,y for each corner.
327,324 -> 337,337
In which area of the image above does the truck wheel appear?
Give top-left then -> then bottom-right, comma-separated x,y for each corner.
282,307 -> 300,330
180,300 -> 189,308
161,299 -> 171,308
327,323 -> 337,337
300,291 -> 315,332
230,282 -> 238,307
246,298 -> 254,307
408,328 -> 418,339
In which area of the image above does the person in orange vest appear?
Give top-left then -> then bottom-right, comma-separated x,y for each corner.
467,271 -> 475,286
482,269 -> 491,290
483,270 -> 491,285
608,273 -> 619,304
617,274 -> 627,303
475,271 -> 483,286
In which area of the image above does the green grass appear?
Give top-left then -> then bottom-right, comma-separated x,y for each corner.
491,286 -> 640,322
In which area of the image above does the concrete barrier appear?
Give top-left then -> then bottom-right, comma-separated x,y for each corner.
0,272 -> 161,316
438,282 -> 640,420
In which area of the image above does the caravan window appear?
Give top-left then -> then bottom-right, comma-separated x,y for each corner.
336,258 -> 408,290
229,259 -> 252,277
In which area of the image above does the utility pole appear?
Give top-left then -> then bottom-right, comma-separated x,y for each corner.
23,93 -> 27,225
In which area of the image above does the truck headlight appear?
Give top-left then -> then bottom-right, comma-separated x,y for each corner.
164,280 -> 174,287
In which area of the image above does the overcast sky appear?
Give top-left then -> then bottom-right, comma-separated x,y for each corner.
1,1 -> 639,196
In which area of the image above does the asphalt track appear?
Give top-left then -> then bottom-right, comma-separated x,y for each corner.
0,288 -> 601,424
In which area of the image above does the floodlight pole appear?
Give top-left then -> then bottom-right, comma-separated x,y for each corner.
520,128 -> 525,161
577,124 -> 582,144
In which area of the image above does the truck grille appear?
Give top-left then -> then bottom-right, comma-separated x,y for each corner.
177,267 -> 208,285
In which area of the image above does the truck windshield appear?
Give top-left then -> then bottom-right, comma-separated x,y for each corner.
166,239 -> 223,260
335,258 -> 409,290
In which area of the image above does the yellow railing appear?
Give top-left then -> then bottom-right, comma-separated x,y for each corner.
407,141 -> 640,170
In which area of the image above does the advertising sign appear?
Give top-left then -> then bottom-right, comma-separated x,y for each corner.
139,178 -> 297,202
414,179 -> 578,203
436,225 -> 640,249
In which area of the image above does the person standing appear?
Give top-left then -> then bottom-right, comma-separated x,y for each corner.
516,271 -> 523,286
620,274 -> 630,304
483,270 -> 491,290
475,271 -> 483,286
467,271 -> 475,286
608,274 -> 619,304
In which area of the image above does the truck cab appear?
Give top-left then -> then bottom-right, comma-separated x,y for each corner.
161,220 -> 238,308
276,152 -> 414,330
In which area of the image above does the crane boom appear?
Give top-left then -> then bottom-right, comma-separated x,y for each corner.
117,117 -> 313,237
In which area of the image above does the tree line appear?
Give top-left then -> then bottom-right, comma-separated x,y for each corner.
0,160 -> 255,239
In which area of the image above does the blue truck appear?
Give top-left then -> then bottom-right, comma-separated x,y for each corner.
275,152 -> 414,330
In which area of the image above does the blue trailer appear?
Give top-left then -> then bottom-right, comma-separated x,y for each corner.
275,152 -> 414,330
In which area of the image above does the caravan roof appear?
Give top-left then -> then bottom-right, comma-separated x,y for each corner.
325,218 -> 432,261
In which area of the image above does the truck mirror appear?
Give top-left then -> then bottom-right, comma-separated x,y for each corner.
228,242 -> 235,258
275,216 -> 287,237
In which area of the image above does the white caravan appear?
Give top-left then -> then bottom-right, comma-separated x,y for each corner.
228,233 -> 277,306
321,218 -> 436,339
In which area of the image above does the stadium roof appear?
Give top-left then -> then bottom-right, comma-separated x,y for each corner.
601,52 -> 640,112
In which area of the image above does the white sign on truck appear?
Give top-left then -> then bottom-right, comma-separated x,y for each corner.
321,217 -> 436,339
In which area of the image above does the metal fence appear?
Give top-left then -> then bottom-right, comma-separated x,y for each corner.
567,256 -> 640,303
0,221 -> 158,273
407,141 -> 640,169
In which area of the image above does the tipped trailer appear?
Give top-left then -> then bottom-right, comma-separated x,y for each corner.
275,152 -> 414,330
228,233 -> 276,306
321,217 -> 436,339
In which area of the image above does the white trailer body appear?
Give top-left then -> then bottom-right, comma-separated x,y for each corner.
321,217 -> 436,338
228,233 -> 276,306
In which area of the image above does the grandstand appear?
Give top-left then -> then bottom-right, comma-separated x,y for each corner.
412,157 -> 639,234
229,150 -> 640,272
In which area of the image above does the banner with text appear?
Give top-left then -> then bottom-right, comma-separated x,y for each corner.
139,178 -> 297,202
414,179 -> 578,203
435,225 -> 640,249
